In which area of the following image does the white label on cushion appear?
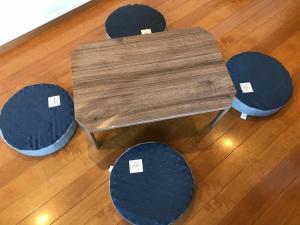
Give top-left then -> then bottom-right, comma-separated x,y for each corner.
129,159 -> 143,174
141,29 -> 152,35
240,82 -> 254,93
240,113 -> 247,120
48,95 -> 61,108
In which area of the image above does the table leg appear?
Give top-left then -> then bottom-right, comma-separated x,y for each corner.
82,127 -> 100,149
210,107 -> 230,127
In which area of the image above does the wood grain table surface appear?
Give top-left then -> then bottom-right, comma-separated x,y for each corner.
71,27 -> 235,137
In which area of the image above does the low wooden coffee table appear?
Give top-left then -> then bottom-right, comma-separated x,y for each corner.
71,28 -> 235,148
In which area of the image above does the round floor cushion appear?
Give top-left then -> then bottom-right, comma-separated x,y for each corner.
0,84 -> 77,156
105,4 -> 166,38
227,52 -> 293,117
110,142 -> 194,225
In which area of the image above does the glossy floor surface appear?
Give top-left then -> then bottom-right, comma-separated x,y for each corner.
0,0 -> 300,224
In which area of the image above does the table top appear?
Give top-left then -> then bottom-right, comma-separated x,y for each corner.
71,27 -> 235,132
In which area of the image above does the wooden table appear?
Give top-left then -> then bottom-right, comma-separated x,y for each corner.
71,27 -> 236,148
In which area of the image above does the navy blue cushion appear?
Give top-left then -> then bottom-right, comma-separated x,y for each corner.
105,4 -> 166,38
110,142 -> 193,225
0,84 -> 75,151
227,52 -> 293,110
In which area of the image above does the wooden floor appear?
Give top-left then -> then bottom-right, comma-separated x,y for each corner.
0,0 -> 300,224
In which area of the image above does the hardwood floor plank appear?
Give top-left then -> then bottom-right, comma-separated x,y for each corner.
51,181 -> 111,225
169,0 -> 247,30
0,131 -> 84,212
17,165 -> 109,225
0,1 -> 119,77
222,0 -> 298,57
0,146 -> 19,168
272,31 -> 300,83
189,117 -> 262,183
0,126 -> 138,224
217,150 -> 300,225
185,119 -> 300,225
84,203 -> 123,225
252,174 -> 300,225
175,90 -> 300,224
211,0 -> 276,38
